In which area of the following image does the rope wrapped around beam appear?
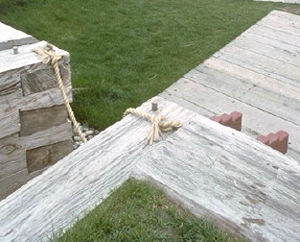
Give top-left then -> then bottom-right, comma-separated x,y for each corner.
33,43 -> 87,143
124,108 -> 183,145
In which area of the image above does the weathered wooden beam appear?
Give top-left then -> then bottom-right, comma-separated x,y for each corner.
20,105 -> 68,136
0,97 -> 299,242
133,99 -> 300,242
26,139 -> 73,173
0,22 -> 38,51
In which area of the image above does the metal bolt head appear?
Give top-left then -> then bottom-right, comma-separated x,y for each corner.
152,102 -> 158,111
13,46 -> 18,54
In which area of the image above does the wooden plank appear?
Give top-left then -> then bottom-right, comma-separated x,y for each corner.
21,67 -> 57,96
21,63 -> 70,96
0,170 -> 28,201
241,31 -> 300,55
204,57 -> 300,101
134,110 -> 300,241
0,122 -> 72,179
0,87 -> 72,140
262,11 -> 300,32
20,105 -> 68,136
159,78 -> 300,161
0,142 -> 26,179
0,72 -> 21,96
246,23 -> 300,47
258,13 -> 300,37
0,21 -> 38,51
231,36 -> 300,68
212,45 -> 300,88
26,140 -> 73,173
0,97 -> 299,242
185,65 -> 300,124
19,121 -> 72,150
20,86 -> 72,111
0,97 -> 195,242
0,109 -> 20,139
0,168 -> 45,201
0,41 -> 69,74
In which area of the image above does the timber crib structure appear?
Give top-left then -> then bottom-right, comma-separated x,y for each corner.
1,10 -> 300,242
0,22 -> 73,200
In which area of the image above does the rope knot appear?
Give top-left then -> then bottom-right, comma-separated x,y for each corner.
124,107 -> 183,145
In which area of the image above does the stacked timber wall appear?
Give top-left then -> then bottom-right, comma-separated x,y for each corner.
0,22 -> 73,200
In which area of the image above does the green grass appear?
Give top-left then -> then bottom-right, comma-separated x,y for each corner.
1,0 -> 299,130
51,179 -> 247,242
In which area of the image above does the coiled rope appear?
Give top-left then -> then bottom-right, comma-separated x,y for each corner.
33,43 -> 87,143
124,108 -> 183,144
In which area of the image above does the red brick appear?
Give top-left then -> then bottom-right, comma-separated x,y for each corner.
210,111 -> 243,131
230,111 -> 242,131
256,131 -> 289,154
256,135 -> 270,145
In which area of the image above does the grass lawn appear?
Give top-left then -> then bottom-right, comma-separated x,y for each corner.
50,179 -> 248,242
1,0 -> 300,130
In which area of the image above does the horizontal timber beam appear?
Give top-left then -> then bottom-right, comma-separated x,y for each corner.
0,97 -> 299,242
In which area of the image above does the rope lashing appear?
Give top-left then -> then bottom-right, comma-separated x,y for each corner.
33,43 -> 87,143
123,108 -> 183,145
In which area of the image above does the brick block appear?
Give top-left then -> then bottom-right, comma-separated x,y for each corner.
210,112 -> 242,131
256,131 -> 289,154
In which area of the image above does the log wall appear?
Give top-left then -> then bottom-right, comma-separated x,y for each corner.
0,23 -> 73,200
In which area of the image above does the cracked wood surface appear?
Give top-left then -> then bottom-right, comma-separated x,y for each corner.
159,10 -> 300,162
0,97 -> 300,242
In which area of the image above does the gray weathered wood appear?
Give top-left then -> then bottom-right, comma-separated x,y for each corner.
0,41 -> 69,73
0,97 -> 173,242
185,65 -> 300,124
159,76 -> 300,160
0,97 -> 300,242
0,22 -> 38,51
20,105 -> 68,136
0,32 -> 73,199
26,139 -> 73,173
21,64 -> 69,96
0,122 -> 72,180
159,10 -> 300,162
0,168 -> 45,202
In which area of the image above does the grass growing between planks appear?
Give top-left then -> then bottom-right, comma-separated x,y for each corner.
51,179 -> 247,242
1,0 -> 300,130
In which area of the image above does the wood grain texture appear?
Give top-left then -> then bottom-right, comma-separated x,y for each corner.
0,21 -> 38,51
0,73 -> 21,96
20,59 -> 70,96
0,97 -> 299,242
0,40 -> 72,139
20,105 -> 68,136
26,139 -> 73,173
0,168 -> 45,201
0,122 -> 72,179
0,41 -> 69,74
0,35 -> 73,199
133,99 -> 300,242
159,10 -> 300,162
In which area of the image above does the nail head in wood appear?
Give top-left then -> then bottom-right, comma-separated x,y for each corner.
152,102 -> 158,111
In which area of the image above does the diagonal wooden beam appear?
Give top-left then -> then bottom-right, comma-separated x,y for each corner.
0,97 -> 300,242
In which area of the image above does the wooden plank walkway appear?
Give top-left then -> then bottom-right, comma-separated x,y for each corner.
160,10 -> 300,162
1,97 -> 300,242
1,10 -> 300,242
